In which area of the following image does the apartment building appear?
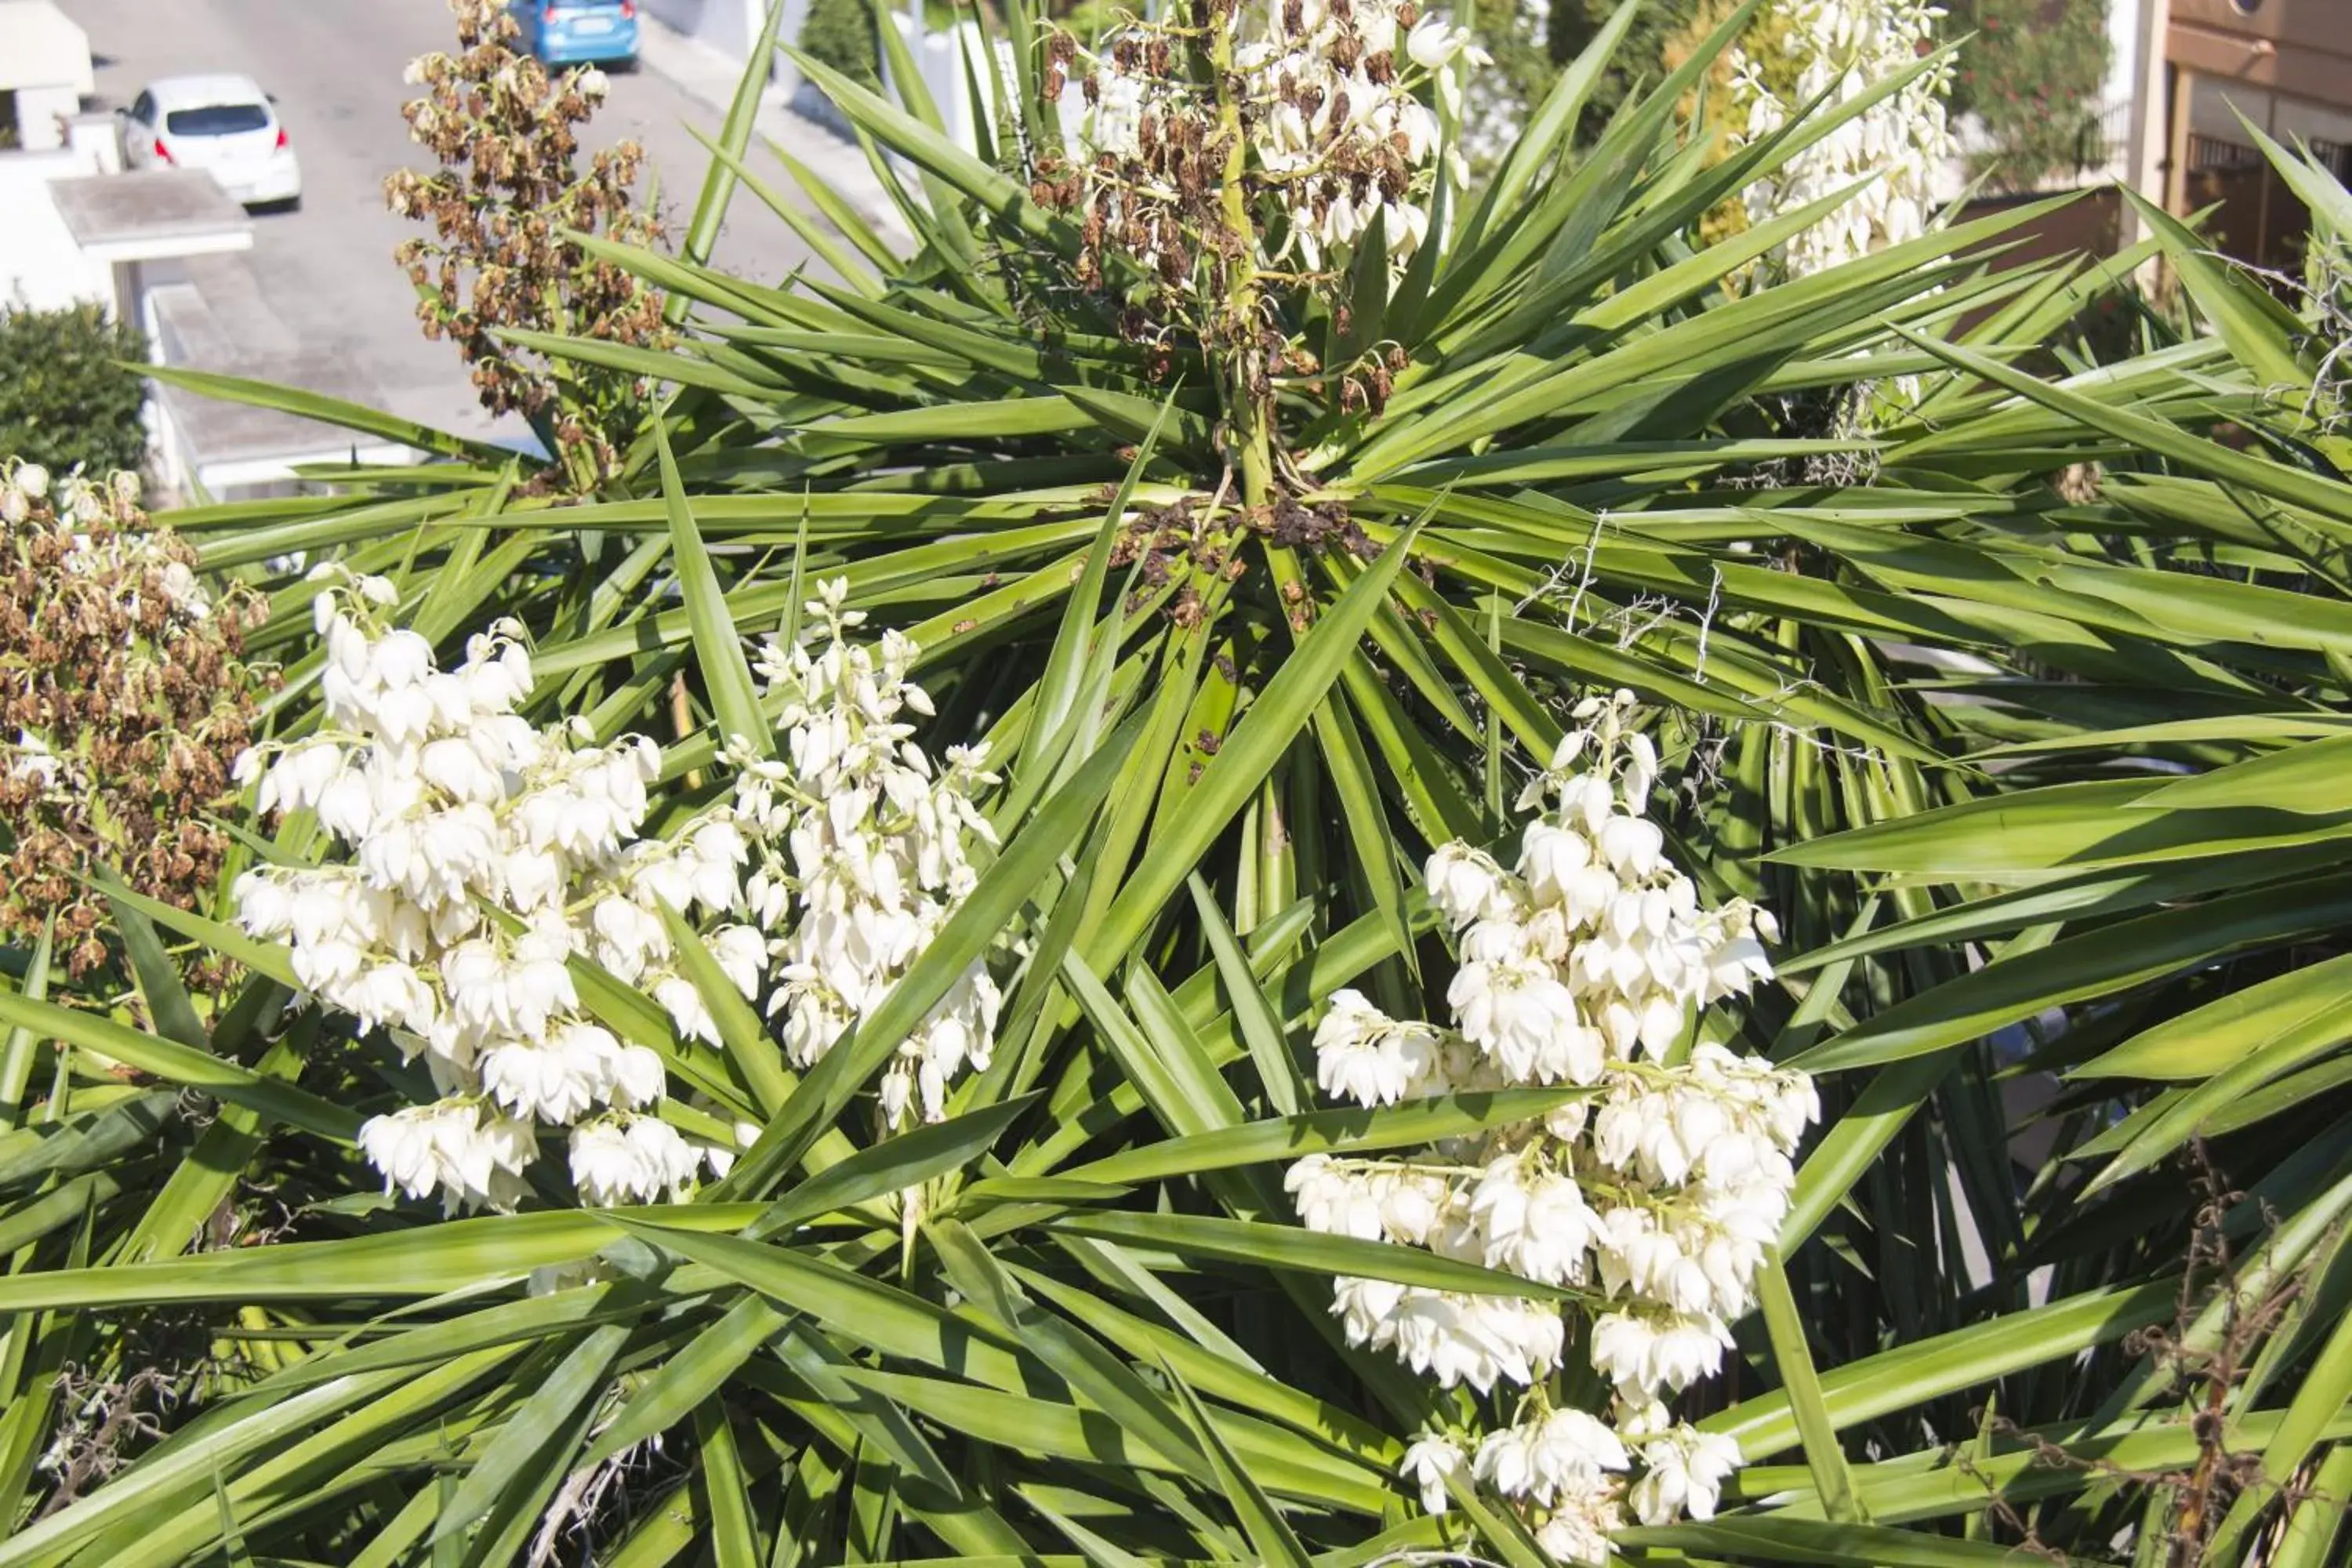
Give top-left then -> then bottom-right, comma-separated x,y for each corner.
2132,0 -> 2352,266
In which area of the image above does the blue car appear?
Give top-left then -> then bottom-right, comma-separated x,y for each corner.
509,0 -> 641,67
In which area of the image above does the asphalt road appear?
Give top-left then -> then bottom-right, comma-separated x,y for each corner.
61,0 -> 820,441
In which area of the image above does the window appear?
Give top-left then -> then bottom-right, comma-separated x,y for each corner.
129,92 -> 155,125
164,103 -> 271,136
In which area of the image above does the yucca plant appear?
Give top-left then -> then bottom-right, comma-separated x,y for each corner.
1744,129 -> 2352,1567
1,0 -> 2347,1564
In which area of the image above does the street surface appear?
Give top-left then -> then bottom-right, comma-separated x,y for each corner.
61,0 -> 826,441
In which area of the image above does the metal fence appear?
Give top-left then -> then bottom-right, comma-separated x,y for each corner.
2188,134 -> 2265,173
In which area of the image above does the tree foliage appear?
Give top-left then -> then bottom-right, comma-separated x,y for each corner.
1945,0 -> 2113,190
0,304 -> 148,478
798,0 -> 882,90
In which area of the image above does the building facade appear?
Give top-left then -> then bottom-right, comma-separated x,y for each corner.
2134,0 -> 2352,266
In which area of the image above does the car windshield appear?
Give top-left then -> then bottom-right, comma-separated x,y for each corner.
164,103 -> 270,136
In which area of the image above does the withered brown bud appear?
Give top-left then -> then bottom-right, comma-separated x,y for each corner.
0,471 -> 269,988
384,0 -> 666,492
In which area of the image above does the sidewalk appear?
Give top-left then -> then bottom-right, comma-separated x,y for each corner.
633,15 -> 913,253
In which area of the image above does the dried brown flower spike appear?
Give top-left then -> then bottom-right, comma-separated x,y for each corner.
0,460 -> 273,985
387,0 -> 666,491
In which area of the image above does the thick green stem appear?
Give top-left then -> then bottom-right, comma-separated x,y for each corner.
1236,378 -> 1272,507
1206,0 -> 1272,507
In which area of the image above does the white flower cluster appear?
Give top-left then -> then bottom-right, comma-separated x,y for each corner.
2,462 -> 207,617
1,459 -> 53,524
2,463 -> 211,803
234,568 -> 718,1210
233,572 -> 999,1210
1232,0 -> 1486,271
1728,0 -> 1955,278
730,579 -> 1002,1130
1285,692 -> 1816,1560
1079,0 -> 1486,278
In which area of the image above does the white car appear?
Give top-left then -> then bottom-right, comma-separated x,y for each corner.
120,74 -> 301,210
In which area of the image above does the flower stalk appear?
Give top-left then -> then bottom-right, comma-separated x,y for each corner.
1290,692 -> 1814,1559
1206,0 -> 1274,507
234,572 -> 1001,1210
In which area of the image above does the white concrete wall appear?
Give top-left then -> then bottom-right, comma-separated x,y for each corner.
64,114 -> 119,173
641,0 -> 832,107
881,14 -> 1079,155
885,14 -> 988,151
2082,0 -> 2143,184
0,147 -> 112,309
11,84 -> 78,150
642,0 -> 768,65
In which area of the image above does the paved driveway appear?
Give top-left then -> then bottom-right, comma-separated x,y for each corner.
63,0 -> 822,441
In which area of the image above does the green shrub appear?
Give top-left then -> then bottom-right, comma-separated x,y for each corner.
800,0 -> 880,90
0,304 -> 148,478
1544,0 -> 1704,138
1945,0 -> 2113,190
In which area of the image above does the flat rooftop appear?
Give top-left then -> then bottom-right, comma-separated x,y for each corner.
150,253 -> 394,467
46,169 -> 251,257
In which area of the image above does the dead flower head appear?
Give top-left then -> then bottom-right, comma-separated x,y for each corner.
0,460 -> 274,985
387,0 -> 667,488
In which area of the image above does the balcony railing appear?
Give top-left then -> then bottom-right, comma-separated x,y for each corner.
2187,134 -> 2264,173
